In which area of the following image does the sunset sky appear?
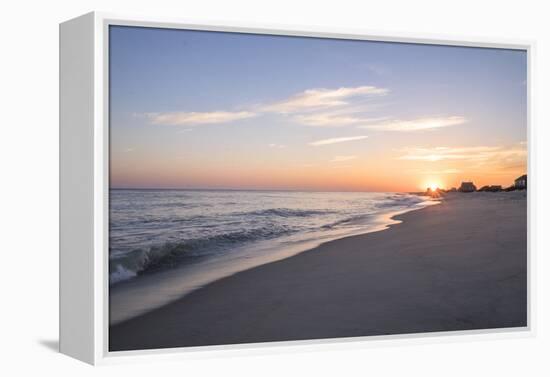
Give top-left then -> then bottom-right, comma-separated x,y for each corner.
109,26 -> 527,192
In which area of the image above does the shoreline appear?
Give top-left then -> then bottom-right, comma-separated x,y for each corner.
109,196 -> 436,325
110,192 -> 527,351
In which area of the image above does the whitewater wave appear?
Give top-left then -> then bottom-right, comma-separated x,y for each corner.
374,194 -> 425,208
109,224 -> 296,285
109,191 -> 432,285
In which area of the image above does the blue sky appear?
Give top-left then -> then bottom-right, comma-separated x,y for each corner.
109,25 -> 527,191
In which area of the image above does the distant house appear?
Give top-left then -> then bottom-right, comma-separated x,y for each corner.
514,174 -> 527,190
458,181 -> 476,192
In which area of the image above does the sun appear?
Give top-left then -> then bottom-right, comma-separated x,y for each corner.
426,182 -> 441,191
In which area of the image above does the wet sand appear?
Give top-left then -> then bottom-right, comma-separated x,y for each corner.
110,192 -> 527,351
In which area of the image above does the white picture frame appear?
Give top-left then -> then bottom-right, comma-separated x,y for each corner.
59,11 -> 535,365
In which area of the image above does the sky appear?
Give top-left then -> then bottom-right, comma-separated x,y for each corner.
109,25 -> 527,192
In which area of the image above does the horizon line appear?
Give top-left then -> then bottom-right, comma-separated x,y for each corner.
109,186 -> 420,194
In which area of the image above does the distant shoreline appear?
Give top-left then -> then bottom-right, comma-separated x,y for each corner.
110,191 -> 527,351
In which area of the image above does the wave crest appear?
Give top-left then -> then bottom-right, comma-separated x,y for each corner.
109,225 -> 293,284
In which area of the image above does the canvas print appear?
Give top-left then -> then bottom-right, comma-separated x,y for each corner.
108,25 -> 527,351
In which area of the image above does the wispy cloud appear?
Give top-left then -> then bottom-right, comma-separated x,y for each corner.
399,146 -> 501,161
293,113 -> 389,127
262,86 -> 388,114
309,135 -> 368,146
398,144 -> 527,164
143,86 -> 388,127
146,111 -> 257,126
330,155 -> 357,162
360,116 -> 466,132
142,87 -> 464,135
268,143 -> 286,149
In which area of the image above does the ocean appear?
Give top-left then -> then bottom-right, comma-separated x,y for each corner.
109,189 -> 435,324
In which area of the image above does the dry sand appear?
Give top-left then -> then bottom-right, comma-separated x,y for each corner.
109,192 -> 527,351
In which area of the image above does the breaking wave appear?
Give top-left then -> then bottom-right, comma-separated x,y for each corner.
109,190 -> 432,285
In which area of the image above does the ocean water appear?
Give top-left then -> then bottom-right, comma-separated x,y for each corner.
109,189 -> 435,324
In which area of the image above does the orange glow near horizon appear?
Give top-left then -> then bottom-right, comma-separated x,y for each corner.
110,147 -> 527,193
